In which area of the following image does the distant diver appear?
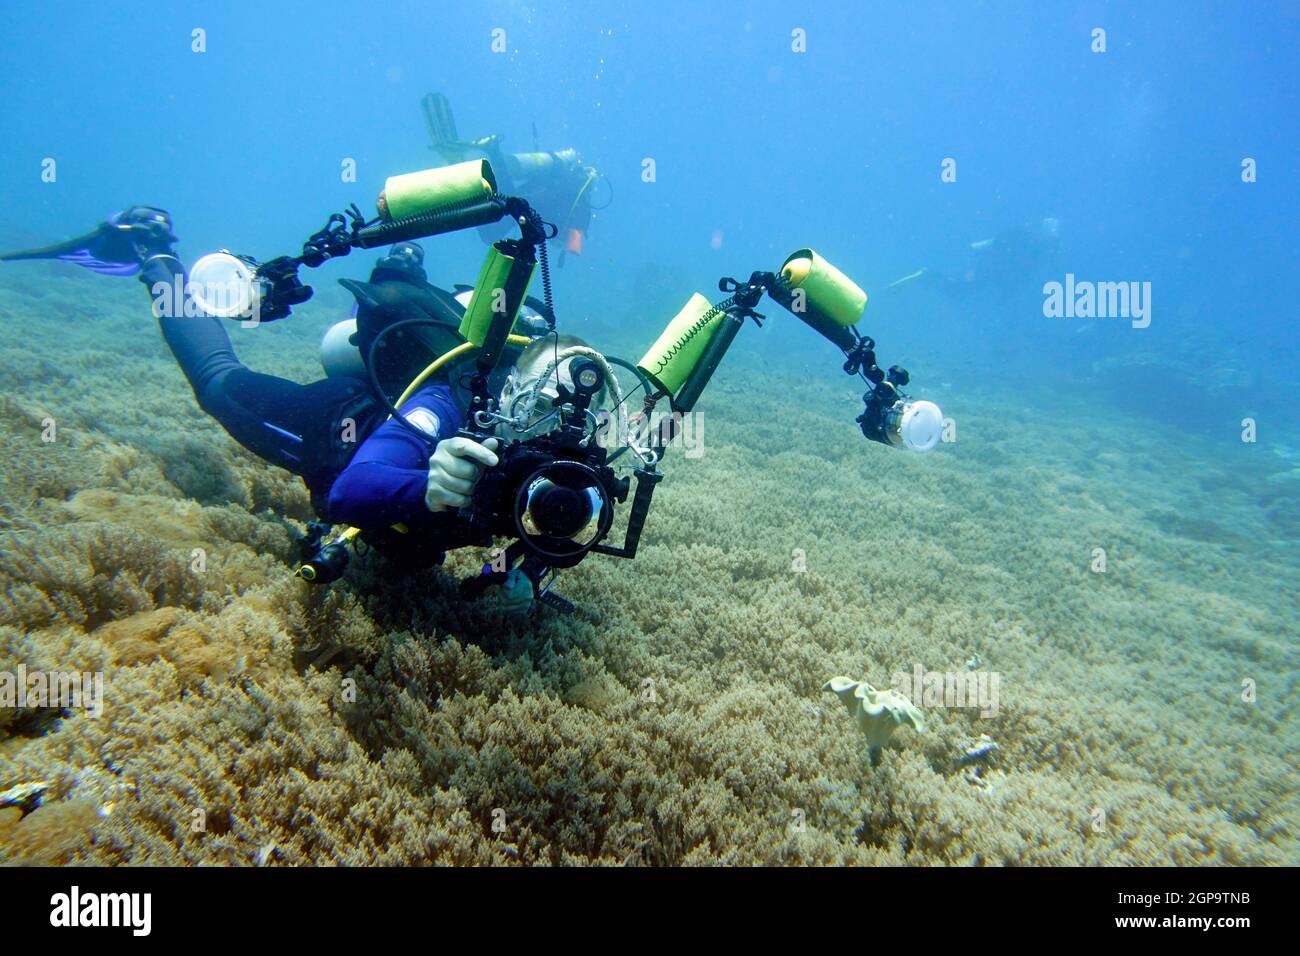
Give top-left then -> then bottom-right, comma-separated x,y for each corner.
421,92 -> 608,261
887,217 -> 1061,298
3,155 -> 943,615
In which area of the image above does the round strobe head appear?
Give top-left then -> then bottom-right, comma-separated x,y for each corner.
189,252 -> 258,319
897,399 -> 944,451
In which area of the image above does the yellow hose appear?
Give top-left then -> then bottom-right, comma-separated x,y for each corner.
394,341 -> 474,407
394,334 -> 532,407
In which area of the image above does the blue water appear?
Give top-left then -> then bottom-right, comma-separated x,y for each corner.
2,1 -> 1295,430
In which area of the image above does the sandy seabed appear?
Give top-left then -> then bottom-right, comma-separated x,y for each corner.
0,267 -> 1295,866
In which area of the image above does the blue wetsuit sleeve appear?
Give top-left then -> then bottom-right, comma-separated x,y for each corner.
326,383 -> 463,528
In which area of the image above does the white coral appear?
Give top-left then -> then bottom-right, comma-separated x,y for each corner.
823,676 -> 926,766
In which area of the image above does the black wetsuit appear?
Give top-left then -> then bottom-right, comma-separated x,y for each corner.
140,255 -> 386,518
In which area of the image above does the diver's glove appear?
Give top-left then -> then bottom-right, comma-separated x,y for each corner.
425,436 -> 500,512
497,569 -> 535,615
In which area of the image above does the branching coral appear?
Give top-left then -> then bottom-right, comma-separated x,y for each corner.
0,271 -> 1295,867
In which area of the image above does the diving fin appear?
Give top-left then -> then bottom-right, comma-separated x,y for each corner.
0,228 -> 143,276
0,207 -> 176,277
885,268 -> 929,291
422,93 -> 468,165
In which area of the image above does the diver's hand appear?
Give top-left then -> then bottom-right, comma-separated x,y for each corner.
424,436 -> 500,512
497,569 -> 535,614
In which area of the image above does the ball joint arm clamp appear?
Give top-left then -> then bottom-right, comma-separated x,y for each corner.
224,190 -> 527,322
667,269 -> 917,449
239,204 -> 373,322
840,331 -> 914,445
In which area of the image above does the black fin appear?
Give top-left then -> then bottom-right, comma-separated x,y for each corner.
421,92 -> 466,164
0,227 -> 108,262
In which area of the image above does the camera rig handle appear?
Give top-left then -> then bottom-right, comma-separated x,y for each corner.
591,466 -> 663,560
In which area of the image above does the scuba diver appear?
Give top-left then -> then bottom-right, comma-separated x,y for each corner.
3,156 -> 944,617
883,216 -> 1065,367
1,206 -> 542,611
421,93 -> 605,261
887,217 -> 1061,299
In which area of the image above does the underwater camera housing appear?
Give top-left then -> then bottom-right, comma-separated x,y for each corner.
462,358 -> 629,568
456,355 -> 666,613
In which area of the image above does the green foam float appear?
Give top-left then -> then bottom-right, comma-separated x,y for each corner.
378,159 -> 498,222
636,293 -> 727,397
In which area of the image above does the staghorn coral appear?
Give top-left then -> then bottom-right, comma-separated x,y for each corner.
0,269 -> 1296,866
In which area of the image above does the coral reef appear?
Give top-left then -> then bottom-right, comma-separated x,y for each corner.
0,269 -> 1296,866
